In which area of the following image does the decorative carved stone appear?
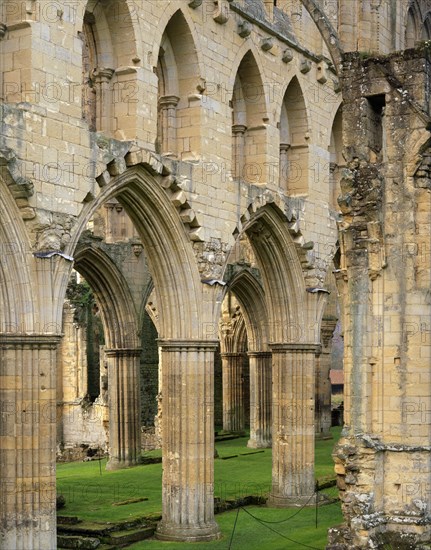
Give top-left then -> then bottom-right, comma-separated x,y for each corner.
300,59 -> 312,73
282,48 -> 294,63
237,20 -> 252,38
213,0 -> 230,24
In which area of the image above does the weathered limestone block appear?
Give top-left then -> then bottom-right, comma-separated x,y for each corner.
0,335 -> 61,550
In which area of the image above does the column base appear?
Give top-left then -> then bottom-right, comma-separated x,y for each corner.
156,520 -> 221,542
267,494 -> 316,508
247,438 -> 272,449
106,457 -> 141,471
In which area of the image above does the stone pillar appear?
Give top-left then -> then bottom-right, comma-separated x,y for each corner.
92,67 -> 115,134
158,95 -> 180,156
156,340 -> 220,542
315,319 -> 337,439
105,348 -> 141,470
247,351 -> 272,448
268,343 -> 320,507
232,124 -> 247,180
0,334 -> 61,550
279,143 -> 290,191
221,352 -> 245,433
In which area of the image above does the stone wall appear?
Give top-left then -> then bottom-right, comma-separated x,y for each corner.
328,46 -> 431,549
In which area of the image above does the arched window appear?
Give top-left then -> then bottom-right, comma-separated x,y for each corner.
329,105 -> 344,210
279,77 -> 309,194
406,7 -> 418,47
422,13 -> 431,40
156,10 -> 200,159
81,0 -> 136,137
232,52 -> 267,184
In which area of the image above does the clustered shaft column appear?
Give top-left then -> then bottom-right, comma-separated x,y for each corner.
232,124 -> 247,180
156,340 -> 220,542
268,343 -> 320,507
105,348 -> 141,470
221,352 -> 245,433
158,95 -> 180,156
0,334 -> 60,550
247,351 -> 272,448
92,67 -> 114,134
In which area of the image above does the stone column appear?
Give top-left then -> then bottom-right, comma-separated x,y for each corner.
247,351 -> 272,448
156,340 -> 220,542
0,334 -> 61,550
105,348 -> 141,470
221,352 -> 245,433
92,67 -> 115,134
279,143 -> 290,191
232,124 -> 247,180
268,343 -> 320,507
158,95 -> 180,156
315,319 -> 337,439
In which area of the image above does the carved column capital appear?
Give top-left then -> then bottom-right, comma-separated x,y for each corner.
0,333 -> 62,348
232,123 -> 247,135
158,95 -> 180,109
104,347 -> 141,358
92,67 -> 115,82
279,143 -> 291,153
270,342 -> 321,355
158,339 -> 219,352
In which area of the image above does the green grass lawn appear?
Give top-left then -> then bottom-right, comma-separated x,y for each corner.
129,504 -> 343,550
57,427 -> 343,547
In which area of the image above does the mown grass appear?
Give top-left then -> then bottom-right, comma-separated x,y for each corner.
57,427 -> 343,547
129,504 -> 343,550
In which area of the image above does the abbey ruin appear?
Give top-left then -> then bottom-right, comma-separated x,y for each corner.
0,0 -> 430,548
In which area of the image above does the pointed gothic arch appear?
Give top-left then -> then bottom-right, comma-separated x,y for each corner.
329,104 -> 344,210
0,177 -> 34,332
80,0 -> 139,137
232,197 -> 327,505
228,269 -> 269,352
67,164 -> 202,340
279,76 -> 310,194
422,11 -> 431,40
155,9 -> 202,158
227,269 -> 272,447
231,50 -> 268,184
406,5 -> 420,47
74,245 -> 139,349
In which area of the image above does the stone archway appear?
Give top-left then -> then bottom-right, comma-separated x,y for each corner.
232,193 -> 329,507
66,160 -> 221,542
227,268 -> 272,448
0,176 -> 62,549
73,244 -> 141,470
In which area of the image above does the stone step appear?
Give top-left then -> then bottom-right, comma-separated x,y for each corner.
103,526 -> 155,545
58,522 -> 114,536
57,534 -> 103,549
